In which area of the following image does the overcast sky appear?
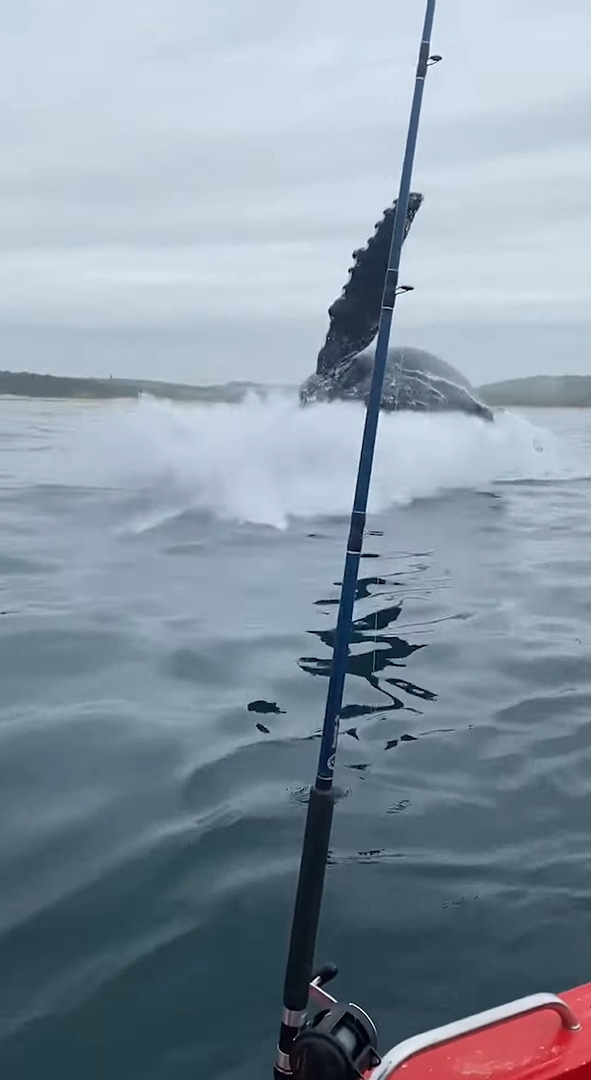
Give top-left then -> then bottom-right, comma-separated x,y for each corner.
1,0 -> 590,385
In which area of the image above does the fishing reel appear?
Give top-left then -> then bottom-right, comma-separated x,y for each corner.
290,966 -> 381,1080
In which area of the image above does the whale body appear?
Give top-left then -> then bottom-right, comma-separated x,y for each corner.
299,193 -> 493,422
300,344 -> 493,421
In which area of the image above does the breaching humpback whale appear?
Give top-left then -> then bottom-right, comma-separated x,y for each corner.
299,193 -> 493,422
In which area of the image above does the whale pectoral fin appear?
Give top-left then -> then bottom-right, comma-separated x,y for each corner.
315,192 -> 423,376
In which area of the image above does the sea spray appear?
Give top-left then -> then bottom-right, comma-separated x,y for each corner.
65,392 -> 572,530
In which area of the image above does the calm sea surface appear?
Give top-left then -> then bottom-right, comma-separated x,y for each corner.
1,394 -> 591,1079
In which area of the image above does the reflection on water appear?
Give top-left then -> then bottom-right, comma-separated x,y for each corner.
299,552 -> 438,742
246,540 -> 466,777
289,542 -> 473,865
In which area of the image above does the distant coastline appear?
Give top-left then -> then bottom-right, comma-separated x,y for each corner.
478,375 -> 591,408
1,369 -> 590,408
0,370 -> 280,404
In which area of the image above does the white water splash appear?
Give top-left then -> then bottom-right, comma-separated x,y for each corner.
72,392 -> 575,529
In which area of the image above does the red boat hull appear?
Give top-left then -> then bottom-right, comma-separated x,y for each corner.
370,984 -> 591,1080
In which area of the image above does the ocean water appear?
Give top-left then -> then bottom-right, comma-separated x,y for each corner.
1,393 -> 591,1079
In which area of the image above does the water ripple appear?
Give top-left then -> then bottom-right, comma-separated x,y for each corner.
1,400 -> 591,1079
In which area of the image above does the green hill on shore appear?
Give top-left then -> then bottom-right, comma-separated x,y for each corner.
0,370 -> 269,403
1,369 -> 590,408
478,375 -> 591,408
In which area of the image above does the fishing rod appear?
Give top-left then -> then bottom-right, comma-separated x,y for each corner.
274,3 -> 440,1080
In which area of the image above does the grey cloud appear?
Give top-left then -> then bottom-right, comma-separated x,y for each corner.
0,0 -> 589,383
